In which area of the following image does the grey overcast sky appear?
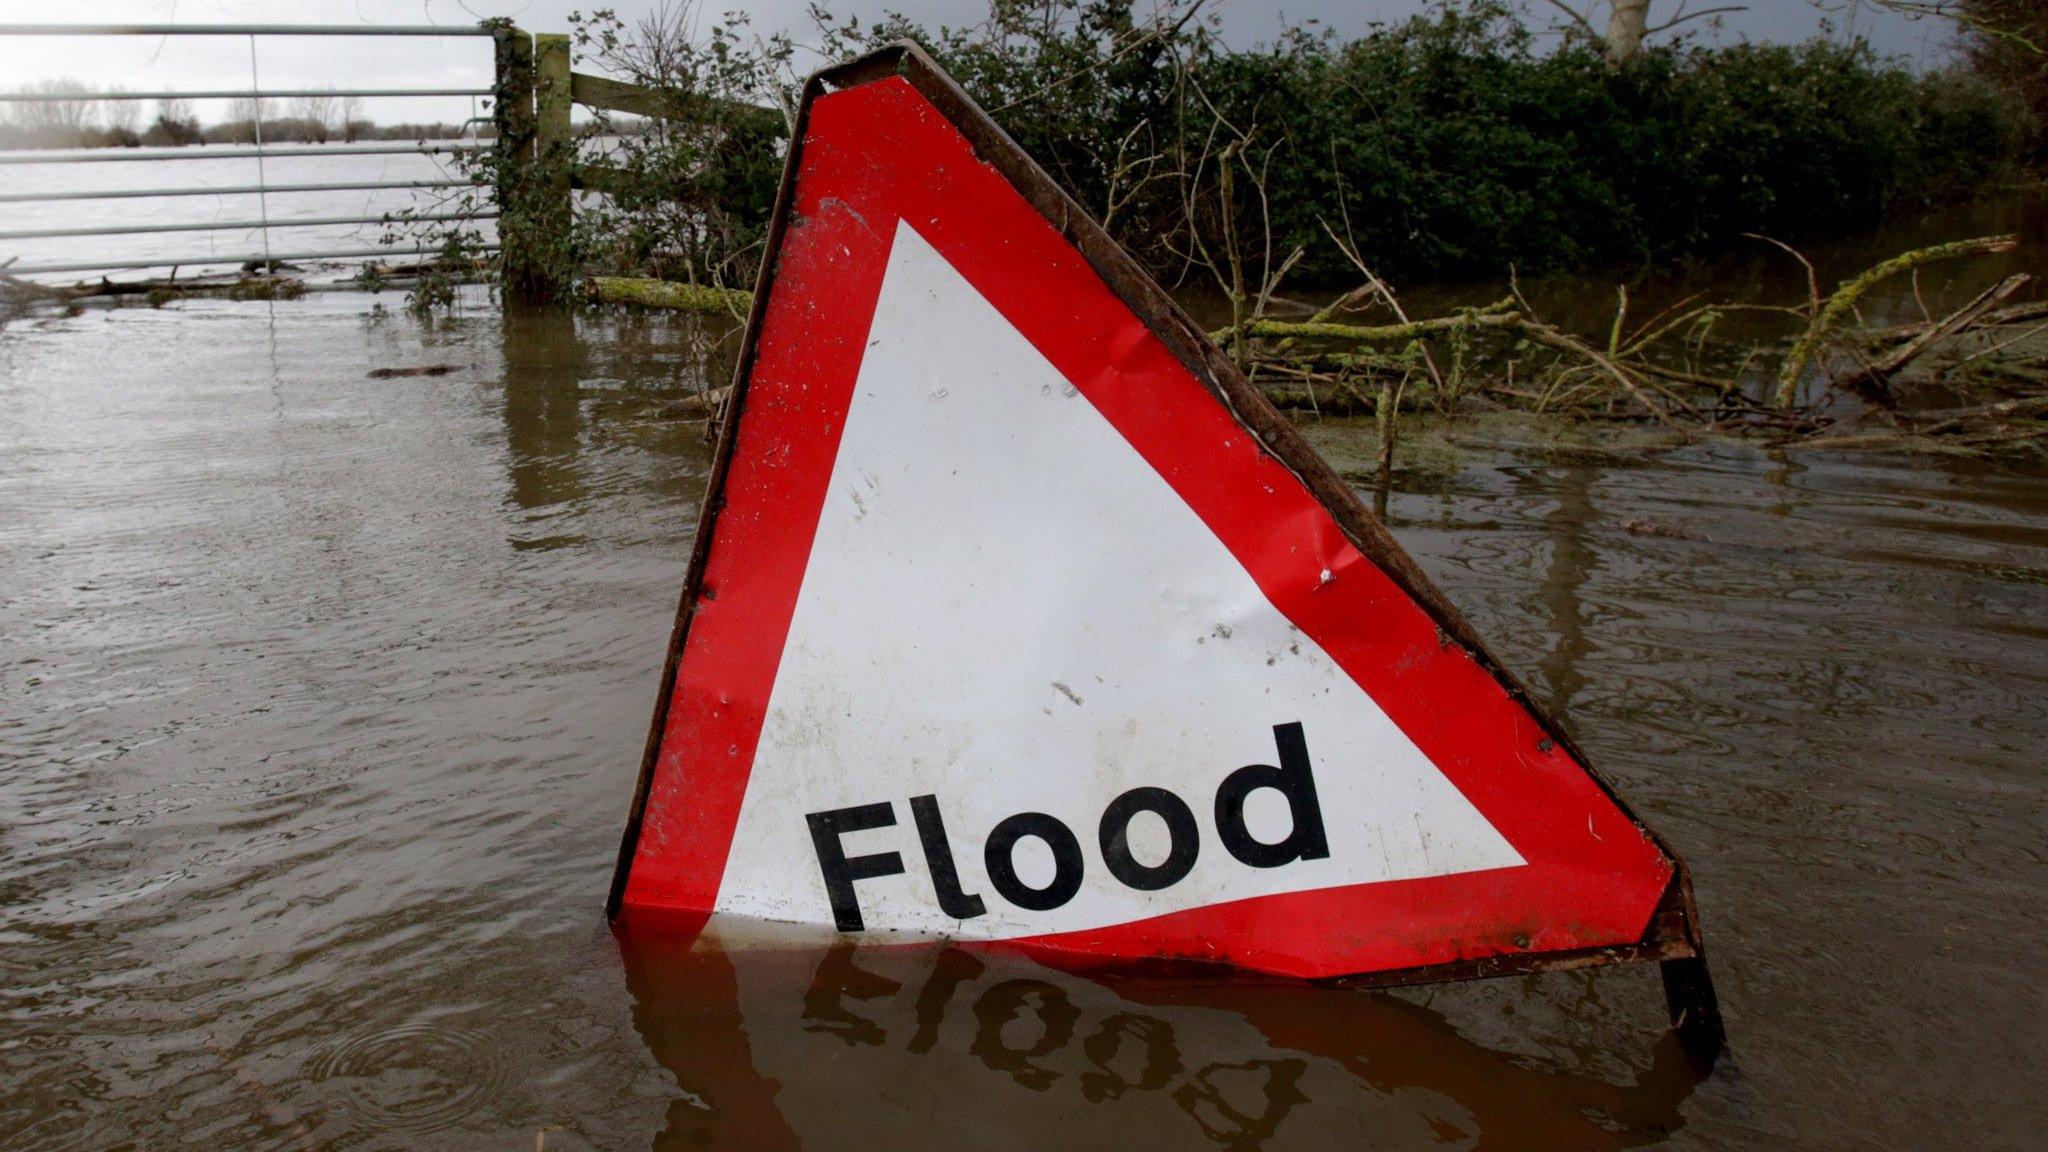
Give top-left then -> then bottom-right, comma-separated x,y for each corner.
0,1 -> 1963,125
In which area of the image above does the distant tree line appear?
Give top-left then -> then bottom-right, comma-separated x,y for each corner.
0,85 -> 487,150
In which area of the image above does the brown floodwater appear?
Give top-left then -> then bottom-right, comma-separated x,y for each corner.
2,288 -> 2045,1151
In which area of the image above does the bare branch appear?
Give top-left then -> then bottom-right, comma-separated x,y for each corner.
1648,5 -> 1748,34
1745,233 -> 1821,317
1775,233 -> 2020,407
1534,0 -> 1601,37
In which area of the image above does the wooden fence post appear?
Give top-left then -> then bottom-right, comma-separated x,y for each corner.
491,25 -> 544,303
527,32 -> 574,304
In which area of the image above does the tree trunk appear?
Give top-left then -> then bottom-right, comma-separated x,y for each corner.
1606,0 -> 1650,64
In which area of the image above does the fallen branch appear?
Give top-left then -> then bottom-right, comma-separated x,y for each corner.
1950,315 -> 2048,369
1634,361 -> 1737,390
1953,425 -> 2048,446
660,384 -> 732,417
1862,299 -> 2048,345
1790,425 -> 2048,453
1787,431 -> 1926,450
1515,318 -> 1688,428
1775,233 -> 2019,407
1908,395 -> 2048,433
584,275 -> 752,317
368,364 -> 460,379
1214,303 -> 1515,345
1,261 -> 83,315
1839,273 -> 2031,406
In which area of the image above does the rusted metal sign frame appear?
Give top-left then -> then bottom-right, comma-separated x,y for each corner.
609,41 -> 1722,1064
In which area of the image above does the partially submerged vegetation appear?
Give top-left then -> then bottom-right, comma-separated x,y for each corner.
1215,233 -> 2048,458
557,0 -> 2047,461
588,224 -> 2048,461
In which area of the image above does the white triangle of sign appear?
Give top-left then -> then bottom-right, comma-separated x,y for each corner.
713,221 -> 1524,937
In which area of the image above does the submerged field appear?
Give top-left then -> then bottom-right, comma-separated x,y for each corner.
2,288 -> 2044,1149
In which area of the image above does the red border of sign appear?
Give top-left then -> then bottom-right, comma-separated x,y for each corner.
607,43 -> 1721,1054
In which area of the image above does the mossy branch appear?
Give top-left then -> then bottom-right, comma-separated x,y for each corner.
583,275 -> 752,317
1774,233 -> 2018,408
1221,297 -> 1688,426
1213,299 -> 1514,344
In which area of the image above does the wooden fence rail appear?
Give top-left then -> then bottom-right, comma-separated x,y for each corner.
491,24 -> 779,305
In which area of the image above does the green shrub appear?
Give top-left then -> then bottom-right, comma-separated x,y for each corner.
849,0 -> 2031,285
439,0 -> 2031,300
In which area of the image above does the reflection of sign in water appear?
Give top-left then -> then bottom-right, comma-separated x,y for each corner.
618,930 -> 1703,1152
609,43 -> 1718,1052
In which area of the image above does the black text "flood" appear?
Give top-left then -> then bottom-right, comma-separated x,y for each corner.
804,721 -> 1330,931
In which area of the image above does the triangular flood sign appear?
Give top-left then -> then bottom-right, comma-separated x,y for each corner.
610,44 -> 1717,1044
717,219 -> 1532,942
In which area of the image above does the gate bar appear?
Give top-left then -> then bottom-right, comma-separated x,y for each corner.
4,245 -> 501,277
0,142 -> 486,164
0,24 -> 495,36
0,211 -> 496,241
0,87 -> 493,102
0,180 -> 480,204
